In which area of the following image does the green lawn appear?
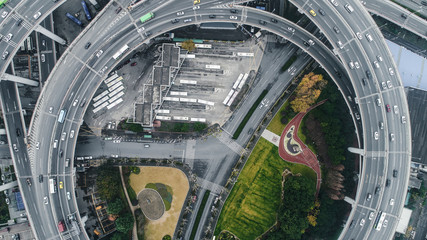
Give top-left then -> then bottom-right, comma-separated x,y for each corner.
214,138 -> 316,239
266,100 -> 290,136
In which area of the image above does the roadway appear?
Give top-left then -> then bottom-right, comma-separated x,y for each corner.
366,0 -> 427,40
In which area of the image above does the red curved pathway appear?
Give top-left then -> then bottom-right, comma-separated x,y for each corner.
278,100 -> 327,196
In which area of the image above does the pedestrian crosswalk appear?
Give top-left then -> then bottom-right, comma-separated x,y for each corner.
215,130 -> 246,155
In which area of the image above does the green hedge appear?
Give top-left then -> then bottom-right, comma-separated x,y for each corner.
233,90 -> 269,139
189,190 -> 211,240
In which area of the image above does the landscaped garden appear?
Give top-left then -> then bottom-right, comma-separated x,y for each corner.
214,138 -> 316,239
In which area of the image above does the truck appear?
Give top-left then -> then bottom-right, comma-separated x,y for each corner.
58,220 -> 66,232
49,178 -> 57,194
66,13 -> 83,27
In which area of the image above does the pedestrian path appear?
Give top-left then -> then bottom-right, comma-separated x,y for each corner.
278,100 -> 327,195
261,129 -> 280,147
196,177 -> 224,195
215,130 -> 246,155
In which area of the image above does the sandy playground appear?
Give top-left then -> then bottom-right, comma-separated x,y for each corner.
130,166 -> 189,240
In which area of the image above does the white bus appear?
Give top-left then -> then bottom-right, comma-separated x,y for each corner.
374,212 -> 386,231
112,44 -> 130,60
58,109 -> 67,123
49,178 -> 56,194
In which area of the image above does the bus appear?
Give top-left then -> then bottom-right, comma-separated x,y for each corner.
112,44 -> 129,60
49,178 -> 57,194
0,0 -> 7,8
140,12 -> 154,23
81,1 -> 92,21
66,13 -> 83,27
58,109 -> 67,123
374,212 -> 386,231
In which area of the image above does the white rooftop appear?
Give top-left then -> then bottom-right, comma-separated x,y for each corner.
396,207 -> 412,234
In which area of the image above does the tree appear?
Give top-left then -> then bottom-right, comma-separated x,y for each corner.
96,166 -> 121,201
107,198 -> 123,215
111,232 -> 127,240
290,72 -> 327,113
181,40 -> 195,52
115,213 -> 134,233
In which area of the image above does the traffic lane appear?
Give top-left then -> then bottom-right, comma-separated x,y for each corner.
360,99 -> 384,152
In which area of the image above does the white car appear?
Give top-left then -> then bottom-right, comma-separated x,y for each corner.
70,130 -> 75,139
67,192 -> 71,200
230,16 -> 238,20
4,33 -> 13,42
1,11 -> 8,18
356,32 -> 362,40
176,11 -> 185,16
386,81 -> 392,88
381,82 -> 387,90
41,54 -> 45,62
1,51 -> 8,60
49,106 -> 53,113
73,99 -> 78,107
373,61 -> 379,68
360,218 -> 365,227
287,27 -> 295,33
96,50 -> 103,58
43,196 -> 48,204
374,131 -> 379,140
388,67 -> 395,75
13,143 -> 18,152
393,105 -> 399,114
354,61 -> 360,69
330,0 -> 339,7
401,116 -> 407,124
192,5 -> 200,10
34,12 -> 41,19
383,219 -> 388,227
376,55 -> 383,62
35,142 -> 40,150
61,132 -> 67,141
368,212 -> 375,220
389,198 -> 395,206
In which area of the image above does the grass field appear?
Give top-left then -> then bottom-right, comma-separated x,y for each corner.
266,100 -> 291,136
214,138 -> 316,239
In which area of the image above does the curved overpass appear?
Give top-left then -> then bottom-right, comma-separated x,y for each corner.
289,0 -> 411,239
0,0 -> 411,239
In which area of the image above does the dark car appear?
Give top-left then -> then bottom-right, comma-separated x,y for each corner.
144,31 -> 152,37
318,9 -> 325,16
59,149 -> 63,158
366,70 -> 372,79
362,78 -> 367,86
333,26 -> 340,34
386,104 -> 391,112
16,18 -> 23,26
401,13 -> 407,19
270,18 -> 277,23
230,9 -> 237,13
393,169 -> 398,177
259,20 -> 267,25
209,14 -> 216,18
171,18 -> 179,24
375,186 -> 381,194
39,174 -> 43,183
26,178 -> 32,186
16,128 -> 21,137
115,7 -> 122,14
84,42 -> 91,49
124,59 -> 131,65
386,179 -> 391,187
131,62 -> 137,66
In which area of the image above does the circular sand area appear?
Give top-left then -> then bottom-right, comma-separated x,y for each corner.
138,188 -> 165,220
130,167 -> 189,240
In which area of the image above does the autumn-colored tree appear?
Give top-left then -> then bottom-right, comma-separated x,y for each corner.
307,200 -> 321,227
181,40 -> 195,52
291,72 -> 327,113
